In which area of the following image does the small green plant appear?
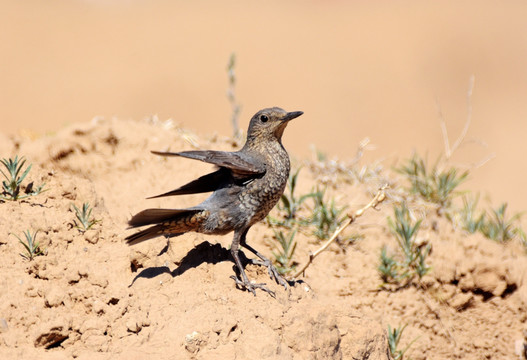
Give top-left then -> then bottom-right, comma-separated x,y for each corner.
391,203 -> 431,280
379,203 -> 431,287
481,203 -> 523,242
310,187 -> 348,241
271,229 -> 298,275
458,194 -> 486,233
265,168 -> 316,275
268,168 -> 316,228
387,324 -> 416,360
454,195 -> 525,246
268,168 -> 350,243
267,167 -> 355,274
13,230 -> 44,261
379,246 -> 405,284
0,155 -> 45,201
398,154 -> 468,210
414,244 -> 431,279
72,202 -> 98,231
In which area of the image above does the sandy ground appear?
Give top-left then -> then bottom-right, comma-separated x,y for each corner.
1,117 -> 527,359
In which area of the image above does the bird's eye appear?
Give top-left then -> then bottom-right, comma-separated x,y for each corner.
260,115 -> 269,123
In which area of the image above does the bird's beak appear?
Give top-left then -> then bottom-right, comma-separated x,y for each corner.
282,111 -> 303,122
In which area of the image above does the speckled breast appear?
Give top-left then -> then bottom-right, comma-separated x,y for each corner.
240,143 -> 290,226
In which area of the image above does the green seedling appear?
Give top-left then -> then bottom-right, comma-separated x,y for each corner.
398,154 -> 468,209
72,202 -> 98,231
14,230 -> 44,261
389,203 -> 422,267
272,229 -> 298,275
380,203 -> 431,287
310,187 -> 347,241
0,155 -> 45,201
268,168 -> 316,228
378,246 -> 406,284
458,194 -> 486,233
481,203 -> 523,242
387,324 -> 417,360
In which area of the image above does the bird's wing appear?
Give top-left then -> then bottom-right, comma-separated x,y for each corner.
147,168 -> 228,198
151,150 -> 266,175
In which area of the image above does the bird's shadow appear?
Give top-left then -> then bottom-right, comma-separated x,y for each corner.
128,241 -> 252,287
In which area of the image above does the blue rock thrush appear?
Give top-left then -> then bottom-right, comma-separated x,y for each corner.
126,107 -> 303,295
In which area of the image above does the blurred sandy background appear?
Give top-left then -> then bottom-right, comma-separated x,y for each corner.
1,0 -> 526,212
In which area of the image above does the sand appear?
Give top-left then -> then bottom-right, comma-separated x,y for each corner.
1,117 -> 526,359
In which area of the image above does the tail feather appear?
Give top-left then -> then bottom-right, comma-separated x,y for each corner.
126,207 -> 203,246
125,224 -> 183,245
125,224 -> 163,245
128,208 -> 201,228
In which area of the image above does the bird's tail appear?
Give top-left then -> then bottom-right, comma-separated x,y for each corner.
125,224 -> 175,245
125,208 -> 204,245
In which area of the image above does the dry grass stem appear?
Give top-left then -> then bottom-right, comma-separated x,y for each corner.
439,75 -> 475,160
290,184 -> 388,279
350,137 -> 372,165
437,75 -> 495,171
226,52 -> 242,141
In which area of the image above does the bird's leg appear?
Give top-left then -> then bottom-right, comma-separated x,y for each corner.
240,234 -> 289,290
230,228 -> 275,297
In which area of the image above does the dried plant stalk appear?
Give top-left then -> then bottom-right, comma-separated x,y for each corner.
290,184 -> 388,280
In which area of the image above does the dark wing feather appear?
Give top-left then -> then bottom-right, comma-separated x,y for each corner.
147,169 -> 228,199
151,150 -> 265,175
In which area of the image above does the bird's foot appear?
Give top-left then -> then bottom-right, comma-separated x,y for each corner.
249,258 -> 289,290
229,275 -> 276,297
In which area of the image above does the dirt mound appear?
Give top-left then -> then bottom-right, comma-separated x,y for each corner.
1,117 -> 526,359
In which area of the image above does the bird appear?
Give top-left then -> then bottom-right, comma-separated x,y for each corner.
125,107 -> 303,295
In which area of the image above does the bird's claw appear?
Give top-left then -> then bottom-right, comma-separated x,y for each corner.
229,275 -> 276,297
249,258 -> 289,290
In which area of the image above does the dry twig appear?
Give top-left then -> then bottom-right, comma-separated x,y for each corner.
437,75 -> 495,169
440,75 -> 474,160
290,184 -> 388,280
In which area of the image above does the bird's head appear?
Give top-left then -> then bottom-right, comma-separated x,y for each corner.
246,107 -> 303,143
